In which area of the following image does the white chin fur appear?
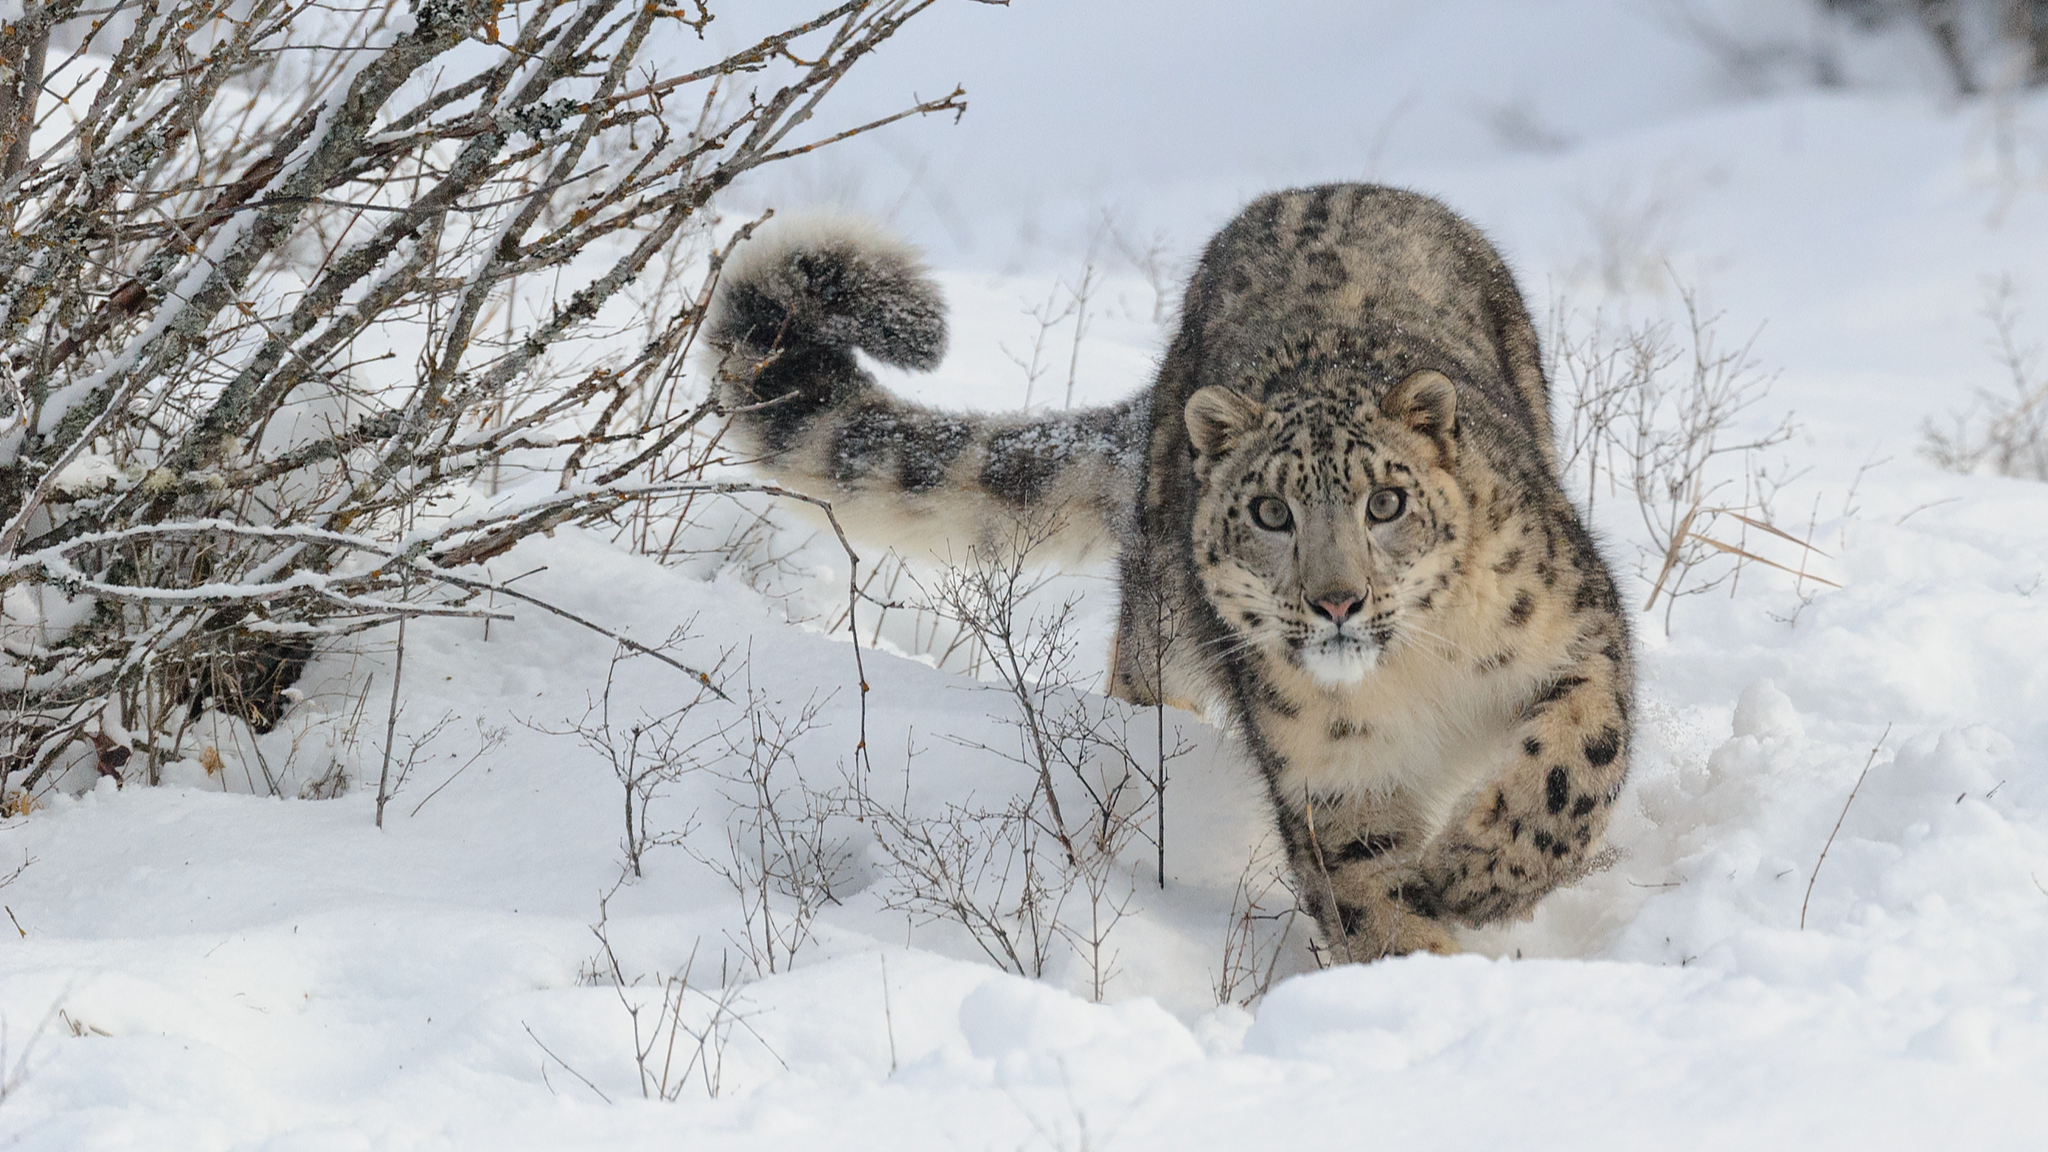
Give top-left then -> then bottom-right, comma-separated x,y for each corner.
1300,641 -> 1379,688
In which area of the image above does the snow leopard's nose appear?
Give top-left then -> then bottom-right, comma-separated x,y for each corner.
1308,592 -> 1362,623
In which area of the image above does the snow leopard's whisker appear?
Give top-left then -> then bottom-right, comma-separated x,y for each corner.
1200,631 -> 1270,662
1394,620 -> 1472,669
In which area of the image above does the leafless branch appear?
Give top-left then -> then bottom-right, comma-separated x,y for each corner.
0,0 -> 967,800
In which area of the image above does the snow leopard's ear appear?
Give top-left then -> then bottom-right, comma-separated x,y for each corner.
1185,386 -> 1266,457
1381,370 -> 1457,459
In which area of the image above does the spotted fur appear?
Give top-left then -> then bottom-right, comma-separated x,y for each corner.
710,186 -> 1635,964
706,214 -> 1146,562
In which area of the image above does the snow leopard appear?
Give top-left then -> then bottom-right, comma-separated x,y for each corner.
708,185 -> 1633,962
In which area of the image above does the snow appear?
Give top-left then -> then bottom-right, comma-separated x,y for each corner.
7,2 -> 2048,1147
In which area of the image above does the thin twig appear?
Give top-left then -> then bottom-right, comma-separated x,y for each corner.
880,952 -> 898,1075
1801,724 -> 1891,930
373,612 -> 407,830
427,571 -> 731,702
521,1022 -> 613,1104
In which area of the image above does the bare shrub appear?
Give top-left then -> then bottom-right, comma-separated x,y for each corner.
854,514 -> 1189,1000
691,674 -> 847,976
546,638 -> 730,879
826,546 -> 993,677
1669,3 -> 1852,93
0,0 -> 974,809
1003,277 -> 1081,413
375,707 -> 453,824
1923,276 -> 2048,480
528,894 -> 771,1103
858,767 -> 1070,980
999,243 -> 1102,412
401,718 -> 507,819
1679,2 -> 2048,95
589,902 -> 768,1101
1550,286 -> 1815,629
1212,839 -> 1301,1008
1101,212 -> 1179,329
1818,0 -> 2048,93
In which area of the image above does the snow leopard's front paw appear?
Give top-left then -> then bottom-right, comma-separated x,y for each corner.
1328,891 -> 1462,962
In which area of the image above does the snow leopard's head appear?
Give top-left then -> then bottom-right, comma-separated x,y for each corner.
1184,367 -> 1469,689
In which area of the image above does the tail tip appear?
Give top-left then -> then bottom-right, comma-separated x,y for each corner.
714,213 -> 946,371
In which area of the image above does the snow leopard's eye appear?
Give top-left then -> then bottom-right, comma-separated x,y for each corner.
1250,495 -> 1294,532
1366,488 -> 1407,523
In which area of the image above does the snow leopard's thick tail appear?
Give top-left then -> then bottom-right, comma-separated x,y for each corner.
707,219 -> 1146,563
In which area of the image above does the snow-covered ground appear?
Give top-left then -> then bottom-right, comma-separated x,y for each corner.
8,2 -> 2048,1147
